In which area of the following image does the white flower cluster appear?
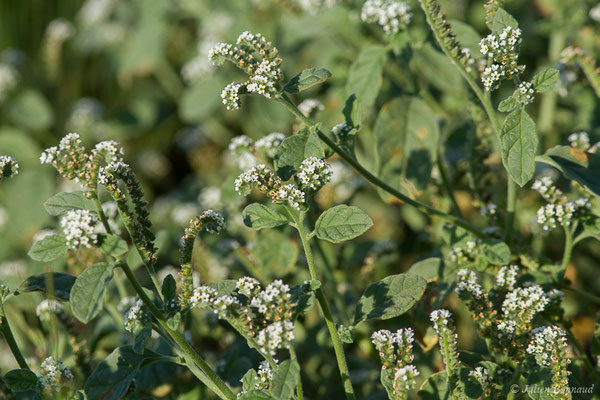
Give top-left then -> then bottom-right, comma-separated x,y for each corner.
207,43 -> 233,66
298,98 -> 324,117
448,240 -> 478,264
531,176 -> 563,203
361,0 -> 412,35
296,0 -> 339,14
247,60 -> 280,98
60,209 -> 99,249
515,81 -> 534,105
0,63 -> 19,102
274,184 -> 306,210
38,356 -> 74,392
536,198 -> 591,231
468,366 -> 490,387
94,140 -> 124,163
237,360 -> 272,397
479,26 -> 523,90
526,325 -> 569,367
332,122 -> 352,139
496,265 -> 519,290
221,82 -> 243,110
0,155 -> 19,179
234,164 -> 278,195
36,299 -> 66,322
393,364 -> 419,391
568,132 -> 590,149
97,161 -> 129,185
39,132 -> 82,166
255,132 -> 285,158
502,284 -> 549,322
229,135 -> 254,154
430,309 -> 452,333
124,299 -> 150,333
192,278 -> 296,356
297,157 -> 333,191
456,269 -> 484,299
371,327 -> 415,350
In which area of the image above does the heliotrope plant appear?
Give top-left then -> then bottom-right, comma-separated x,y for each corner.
0,1 -> 600,400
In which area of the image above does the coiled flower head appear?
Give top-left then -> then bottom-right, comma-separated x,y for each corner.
526,325 -> 571,397
502,284 -> 549,324
479,26 -> 524,90
496,265 -> 519,291
124,299 -> 152,333
60,209 -> 99,249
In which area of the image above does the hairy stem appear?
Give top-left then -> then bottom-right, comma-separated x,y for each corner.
504,179 -> 517,245
0,305 -> 29,369
289,346 -> 304,400
276,95 -> 485,238
560,225 -> 574,271
289,209 -> 356,400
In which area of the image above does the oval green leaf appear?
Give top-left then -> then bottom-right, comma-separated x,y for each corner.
242,203 -> 289,230
315,205 -> 373,243
70,263 -> 115,323
500,107 -> 538,187
28,234 -> 68,262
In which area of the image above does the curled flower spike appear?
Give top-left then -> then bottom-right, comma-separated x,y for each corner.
272,184 -> 305,210
515,81 -> 534,105
191,278 -> 296,357
502,283 -> 549,324
526,326 -> 571,398
60,209 -> 99,249
0,155 -> 19,180
209,31 -> 282,110
430,309 -> 462,397
38,356 -> 74,392
94,140 -> 124,163
179,210 -> 226,305
234,164 -> 282,196
531,176 -> 564,203
361,0 -> 412,35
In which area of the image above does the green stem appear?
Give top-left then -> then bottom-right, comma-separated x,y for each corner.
288,209 -> 356,400
537,30 -> 565,139
436,147 -> 464,219
0,305 -> 29,369
504,179 -> 517,245
561,285 -> 600,305
276,95 -> 485,238
439,333 -> 457,400
560,225 -> 574,271
118,261 -> 235,400
289,346 -> 304,400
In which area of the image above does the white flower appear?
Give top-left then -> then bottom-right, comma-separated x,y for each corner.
94,140 -> 124,163
468,367 -> 489,386
38,356 -> 73,391
496,265 -> 519,290
0,155 -> 19,178
456,269 -> 484,299
221,82 -> 243,110
393,364 -> 419,391
430,309 -> 452,332
526,325 -> 569,367
124,299 -> 150,333
36,300 -> 65,321
502,284 -> 549,322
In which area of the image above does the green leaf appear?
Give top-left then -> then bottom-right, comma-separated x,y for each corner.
537,146 -> 600,196
84,345 -> 148,400
282,67 -> 332,93
342,94 -> 362,129
252,230 -> 298,278
161,274 -> 177,302
498,95 -> 518,112
98,234 -> 128,257
17,272 -> 76,301
270,360 -> 300,400
418,371 -> 450,400
133,326 -> 152,354
406,257 -> 444,282
373,97 -> 440,197
492,8 -> 519,34
500,108 -> 538,187
345,45 -> 387,108
3,369 -> 39,392
241,369 -> 259,392
338,325 -> 354,344
274,130 -> 324,180
70,263 -> 115,323
525,367 -> 554,400
28,234 -> 68,262
44,191 -> 96,216
531,68 -> 559,92
166,312 -> 181,331
481,239 -> 511,265
354,273 -> 427,324
379,368 -> 396,400
242,203 -> 289,230
315,205 -> 373,243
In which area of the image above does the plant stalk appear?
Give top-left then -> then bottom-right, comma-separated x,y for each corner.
289,209 -> 356,400
0,305 -> 29,369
